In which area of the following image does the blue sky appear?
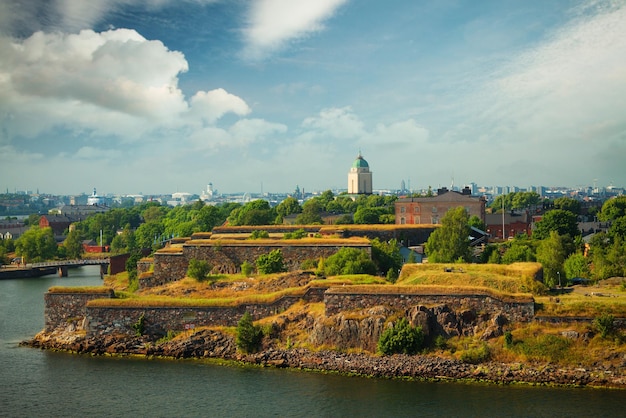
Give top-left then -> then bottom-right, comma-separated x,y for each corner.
1,0 -> 625,196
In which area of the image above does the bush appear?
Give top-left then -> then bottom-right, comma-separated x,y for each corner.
256,249 -> 286,274
504,331 -> 513,347
241,260 -> 254,276
378,318 -> 424,355
459,343 -> 491,364
236,312 -> 264,353
187,259 -> 212,281
323,247 -> 377,276
594,313 -> 615,338
284,229 -> 307,239
249,230 -> 269,239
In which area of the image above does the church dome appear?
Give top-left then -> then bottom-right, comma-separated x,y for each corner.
352,154 -> 369,169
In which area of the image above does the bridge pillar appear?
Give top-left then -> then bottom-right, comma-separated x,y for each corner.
57,266 -> 68,277
99,264 -> 108,279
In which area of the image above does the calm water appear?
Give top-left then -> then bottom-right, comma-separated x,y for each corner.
0,266 -> 623,417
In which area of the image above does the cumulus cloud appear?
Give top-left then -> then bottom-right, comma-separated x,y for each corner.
189,89 -> 251,125
242,0 -> 348,61
0,28 -> 253,143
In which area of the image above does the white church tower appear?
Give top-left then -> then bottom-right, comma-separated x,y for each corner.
348,151 -> 373,194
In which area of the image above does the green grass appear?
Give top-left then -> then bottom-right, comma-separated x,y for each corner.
48,286 -> 113,294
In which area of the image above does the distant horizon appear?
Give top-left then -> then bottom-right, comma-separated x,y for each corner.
3,181 -> 624,199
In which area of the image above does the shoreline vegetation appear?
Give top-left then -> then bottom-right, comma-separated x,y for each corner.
24,263 -> 626,389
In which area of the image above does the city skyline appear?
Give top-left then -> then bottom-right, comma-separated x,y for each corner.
1,1 -> 625,195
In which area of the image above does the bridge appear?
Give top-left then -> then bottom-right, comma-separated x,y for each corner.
28,259 -> 110,278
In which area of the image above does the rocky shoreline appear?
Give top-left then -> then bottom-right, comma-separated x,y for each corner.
22,329 -> 626,389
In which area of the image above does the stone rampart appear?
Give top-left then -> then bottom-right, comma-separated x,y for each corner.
150,241 -> 371,287
43,286 -> 327,337
44,289 -> 115,332
324,291 -> 535,323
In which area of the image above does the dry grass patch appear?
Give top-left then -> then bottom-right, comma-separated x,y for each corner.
397,262 -> 544,295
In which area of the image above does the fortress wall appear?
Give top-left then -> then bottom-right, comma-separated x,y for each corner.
324,292 -> 535,323
44,290 -> 115,332
150,242 -> 371,287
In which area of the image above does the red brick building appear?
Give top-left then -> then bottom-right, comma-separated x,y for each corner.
485,211 -> 532,240
395,187 -> 486,225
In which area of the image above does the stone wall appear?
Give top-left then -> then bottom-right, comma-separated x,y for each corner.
324,291 -> 535,323
44,287 -> 327,337
44,290 -> 115,332
150,241 -> 371,288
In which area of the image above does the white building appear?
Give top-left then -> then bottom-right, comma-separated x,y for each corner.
348,152 -> 373,195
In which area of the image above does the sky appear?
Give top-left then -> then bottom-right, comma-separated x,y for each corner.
1,0 -> 625,196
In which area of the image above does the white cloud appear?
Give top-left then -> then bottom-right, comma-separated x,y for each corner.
301,107 -> 365,140
189,89 -> 251,125
0,28 -> 254,145
242,0 -> 348,60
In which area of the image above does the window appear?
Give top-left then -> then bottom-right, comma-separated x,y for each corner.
400,206 -> 406,213
432,206 -> 438,213
432,216 -> 439,224
414,206 -> 420,213
400,217 -> 406,224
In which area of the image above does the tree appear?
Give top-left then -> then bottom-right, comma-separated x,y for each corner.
15,226 -> 57,263
377,318 -> 424,355
228,200 -> 275,226
536,231 -> 568,288
371,238 -> 402,277
295,199 -> 323,224
353,207 -> 381,224
187,259 -> 212,281
275,197 -> 302,220
501,238 -> 535,264
533,209 -> 579,240
563,252 -> 591,282
236,312 -> 263,353
323,247 -> 377,276
425,207 -> 471,263
468,215 -> 485,231
255,249 -> 286,274
553,197 -> 581,215
63,229 -> 84,259
598,196 -> 626,222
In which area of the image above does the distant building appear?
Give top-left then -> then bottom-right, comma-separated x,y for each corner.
87,188 -> 105,206
395,187 -> 486,225
485,211 -> 532,240
348,152 -> 373,195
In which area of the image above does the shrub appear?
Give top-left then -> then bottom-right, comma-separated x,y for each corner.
236,312 -> 263,353
256,249 -> 286,274
323,247 -> 377,276
504,331 -> 513,347
377,318 -> 424,355
132,313 -> 145,337
249,230 -> 269,239
241,260 -> 254,276
459,343 -> 491,364
434,335 -> 448,350
187,259 -> 212,281
594,313 -> 615,338
284,229 -> 307,239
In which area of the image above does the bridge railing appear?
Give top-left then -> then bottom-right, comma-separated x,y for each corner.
28,259 -> 110,268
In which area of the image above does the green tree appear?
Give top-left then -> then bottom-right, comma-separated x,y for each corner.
536,231 -> 568,288
353,207 -> 381,224
468,215 -> 485,231
377,318 -> 424,355
249,230 -> 270,239
563,252 -> 591,282
63,229 -> 84,259
295,199 -> 323,224
553,197 -> 581,215
425,207 -> 471,263
323,247 -> 377,276
598,196 -> 626,222
241,260 -> 254,276
371,238 -> 402,277
15,226 -> 57,262
501,238 -> 535,264
228,200 -> 275,226
187,259 -> 212,281
533,209 -> 579,240
275,197 -> 302,223
255,249 -> 286,274
236,312 -> 264,353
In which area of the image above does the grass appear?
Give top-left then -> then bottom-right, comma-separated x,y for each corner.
182,237 -> 371,246
397,262 -> 544,295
